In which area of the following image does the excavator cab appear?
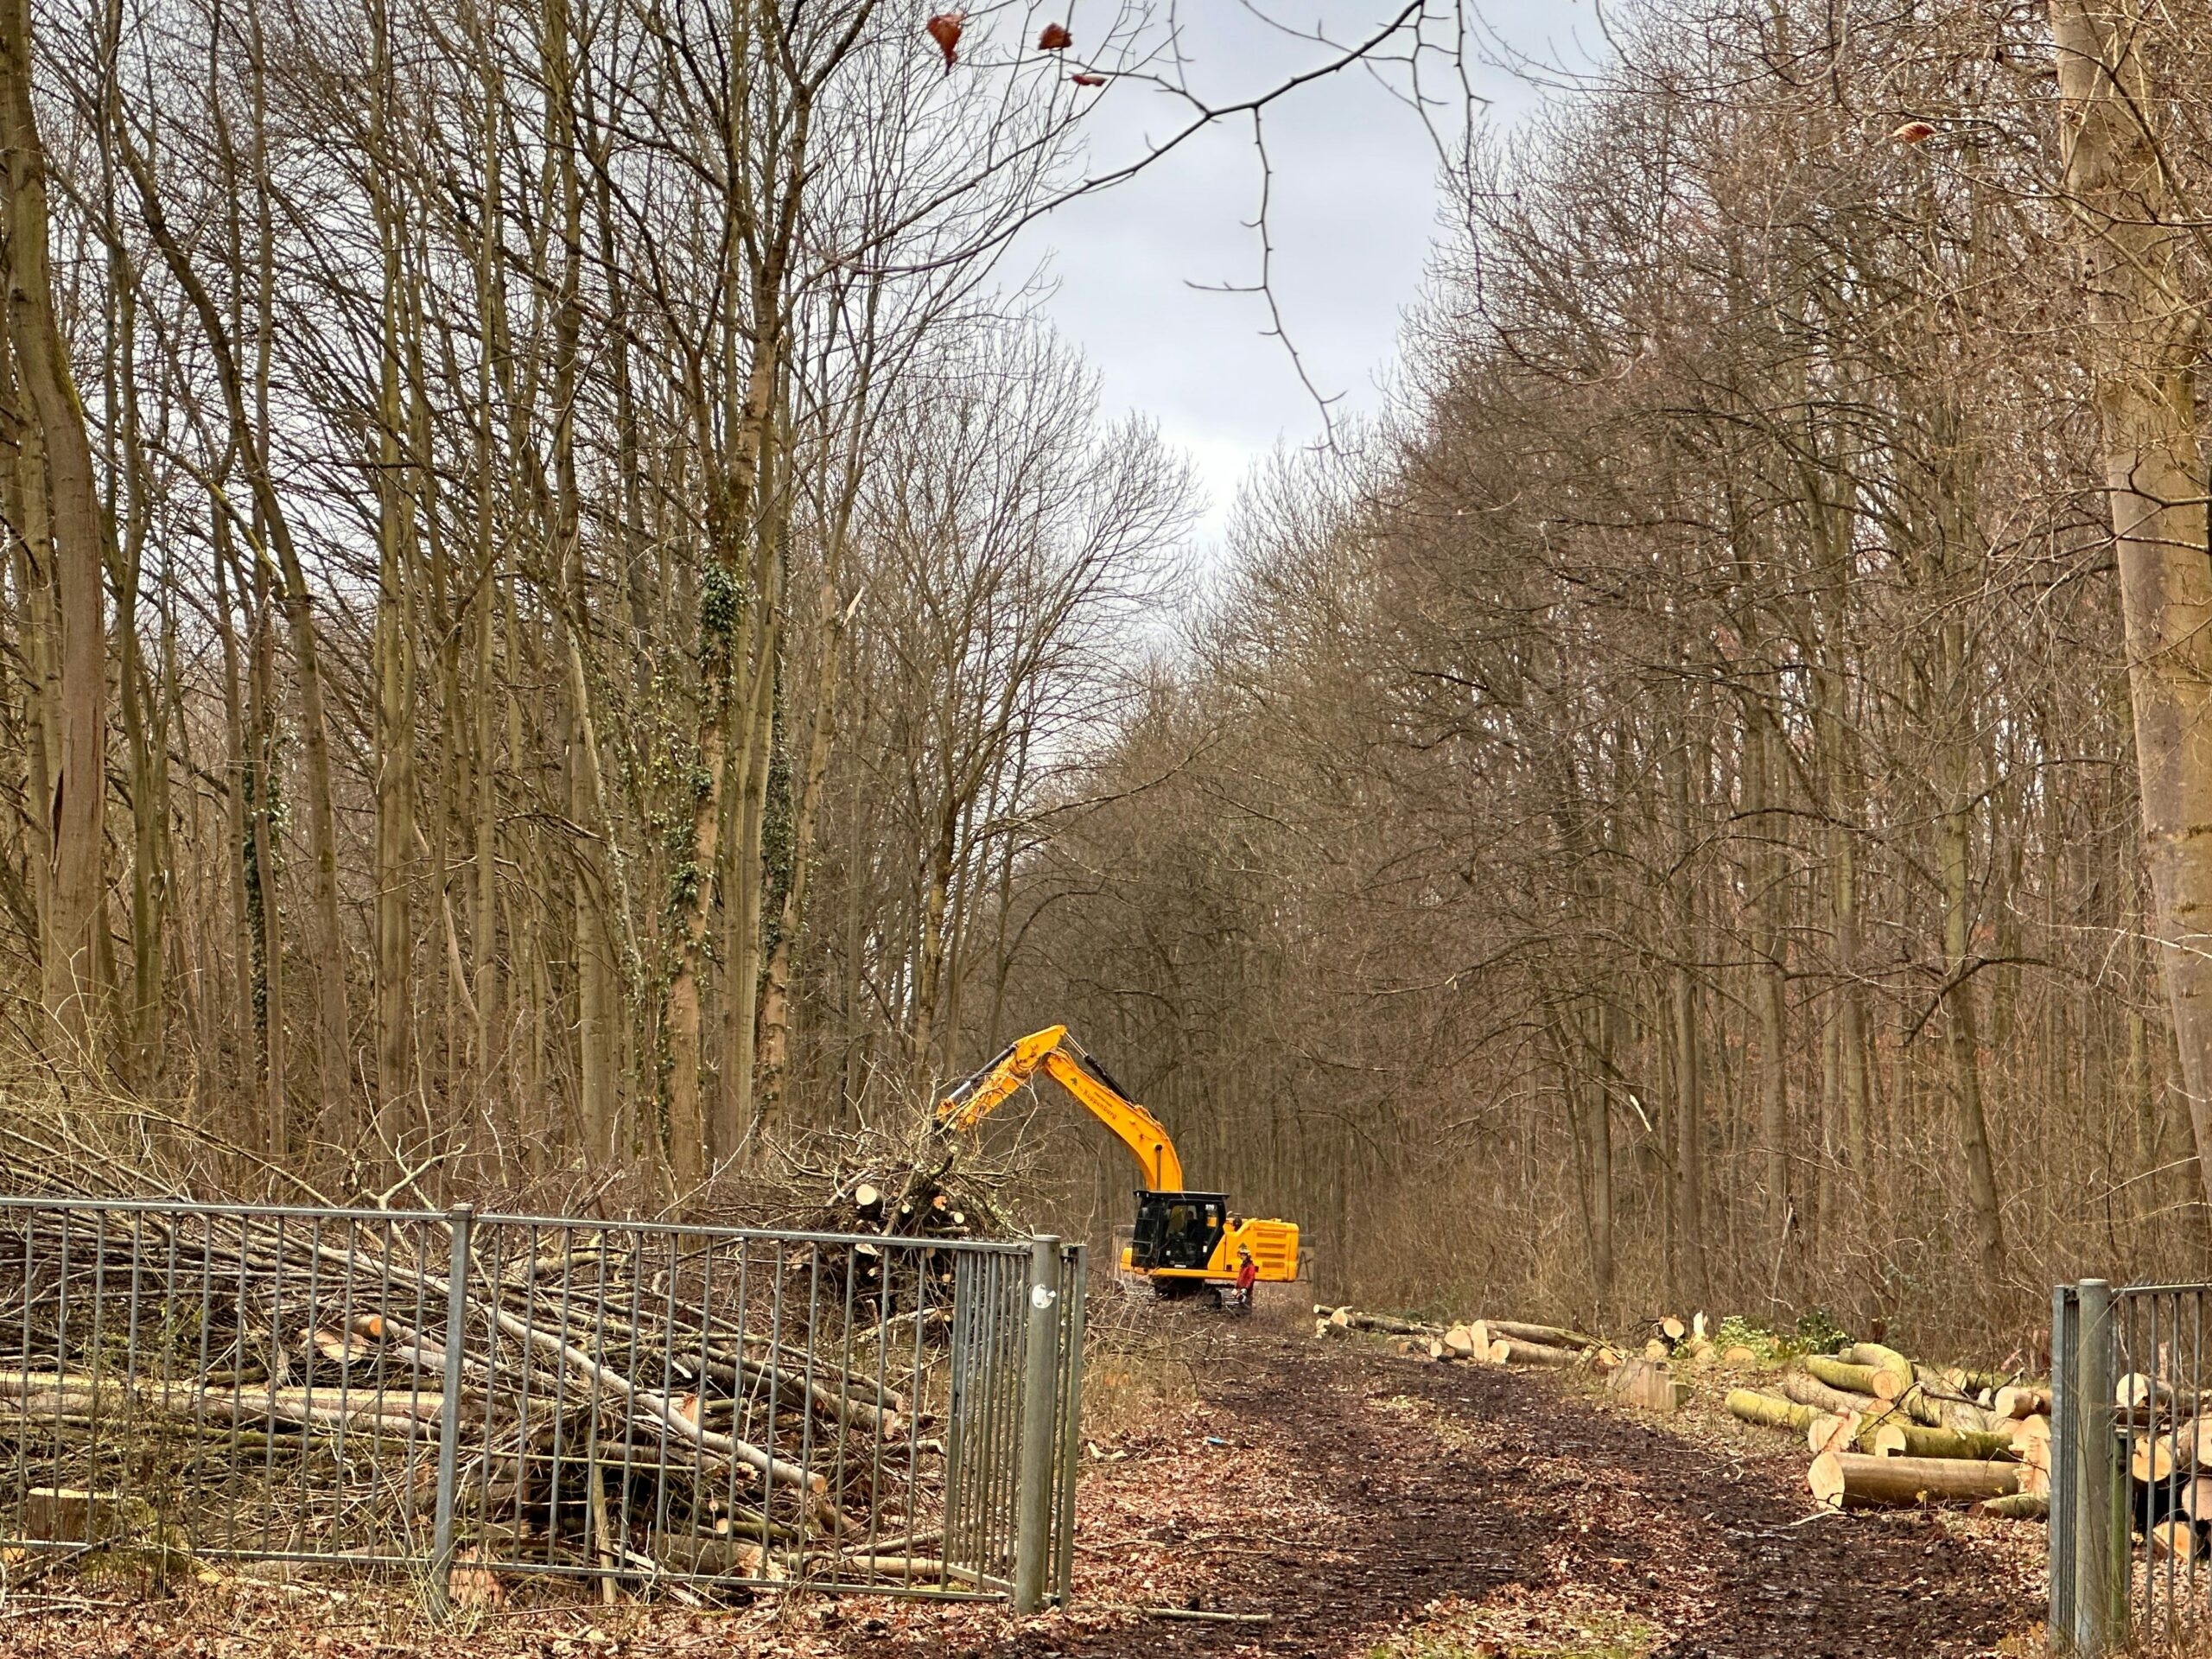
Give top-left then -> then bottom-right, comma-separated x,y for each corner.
1128,1191 -> 1228,1274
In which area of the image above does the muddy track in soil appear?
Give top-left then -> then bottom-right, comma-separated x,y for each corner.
899,1333 -> 2033,1659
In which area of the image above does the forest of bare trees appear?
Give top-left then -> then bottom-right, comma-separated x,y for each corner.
14,0 -> 2212,1352
0,0 -> 1340,1192
1002,1 -> 2212,1347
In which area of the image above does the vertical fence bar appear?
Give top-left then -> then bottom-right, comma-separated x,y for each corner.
429,1205 -> 474,1618
2160,1293 -> 2180,1637
1053,1243 -> 1087,1605
944,1252 -> 974,1580
990,1252 -> 1015,1583
2051,1283 -> 2079,1649
2185,1300 -> 2202,1628
2115,1299 -> 2137,1643
1012,1236 -> 1061,1614
2076,1279 -> 2120,1655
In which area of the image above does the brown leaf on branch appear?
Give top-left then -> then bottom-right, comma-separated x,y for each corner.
926,11 -> 965,70
1891,120 -> 1936,143
1071,72 -> 1105,86
1039,22 -> 1071,49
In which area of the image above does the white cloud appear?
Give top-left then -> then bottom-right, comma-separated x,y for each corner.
1011,2 -> 1580,552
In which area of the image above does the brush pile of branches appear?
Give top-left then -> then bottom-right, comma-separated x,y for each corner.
0,1193 -> 961,1588
724,1123 -> 1027,1242
0,1095 -> 1050,1593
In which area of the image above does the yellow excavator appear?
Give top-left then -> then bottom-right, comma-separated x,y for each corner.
937,1025 -> 1300,1299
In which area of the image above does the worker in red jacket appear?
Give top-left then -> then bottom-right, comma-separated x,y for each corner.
1232,1245 -> 1259,1310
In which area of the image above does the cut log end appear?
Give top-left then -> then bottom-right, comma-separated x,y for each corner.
1809,1450 -> 1847,1510
2152,1520 -> 2200,1563
2133,1437 -> 2177,1485
2119,1373 -> 2172,1412
1808,1411 -> 1860,1458
2182,1477 -> 2212,1522
1993,1385 -> 2050,1421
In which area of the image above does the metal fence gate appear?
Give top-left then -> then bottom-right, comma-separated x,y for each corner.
2050,1277 -> 2212,1652
0,1197 -> 1085,1610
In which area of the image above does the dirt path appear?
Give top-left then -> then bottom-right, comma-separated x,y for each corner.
0,1328 -> 2043,1658
866,1328 -> 2042,1659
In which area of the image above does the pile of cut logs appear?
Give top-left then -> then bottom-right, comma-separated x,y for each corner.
1313,1305 -> 1605,1369
2107,1373 -> 2212,1564
1721,1342 -> 2051,1519
1312,1305 -> 1745,1371
1315,1306 -> 2057,1522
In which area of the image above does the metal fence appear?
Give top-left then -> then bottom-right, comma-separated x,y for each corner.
0,1196 -> 1085,1611
2051,1278 -> 2212,1652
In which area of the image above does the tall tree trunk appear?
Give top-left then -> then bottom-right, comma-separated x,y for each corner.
1749,710 -> 1794,1295
1934,593 -> 2006,1281
2050,0 -> 2212,1227
5,345 -> 56,982
541,0 -> 616,1163
1586,1002 -> 1616,1311
370,30 -> 416,1162
719,647 -> 776,1161
666,335 -> 779,1192
1669,696 -> 1709,1306
230,514 -> 288,1155
207,511 -> 258,1134
1556,998 -> 1616,1313
0,0 -> 107,1065
755,326 -> 873,1135
755,588 -> 845,1136
1938,781 -> 2006,1279
99,200 -> 160,1086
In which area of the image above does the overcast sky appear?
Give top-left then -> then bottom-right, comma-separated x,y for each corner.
1007,3 -> 1596,550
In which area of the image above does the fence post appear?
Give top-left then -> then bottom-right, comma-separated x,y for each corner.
429,1204 -> 474,1618
2075,1278 -> 2126,1655
2050,1284 -> 2078,1651
1012,1235 -> 1061,1614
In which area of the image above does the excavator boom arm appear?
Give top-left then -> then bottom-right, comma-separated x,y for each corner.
1036,1049 -> 1185,1192
937,1025 -> 1185,1192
